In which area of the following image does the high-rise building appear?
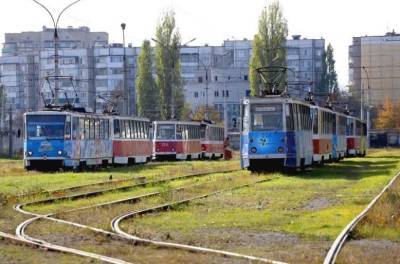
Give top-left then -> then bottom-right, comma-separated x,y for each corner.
349,31 -> 400,107
286,35 -> 325,98
181,37 -> 325,147
0,27 -> 137,155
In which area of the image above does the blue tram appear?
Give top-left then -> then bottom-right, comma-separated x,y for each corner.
24,110 -> 112,170
240,96 -> 313,171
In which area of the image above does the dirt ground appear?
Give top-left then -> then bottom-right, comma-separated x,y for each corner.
337,239 -> 400,264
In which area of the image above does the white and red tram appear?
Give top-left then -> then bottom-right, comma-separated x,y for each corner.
153,121 -> 202,160
201,123 -> 224,159
112,117 -> 152,164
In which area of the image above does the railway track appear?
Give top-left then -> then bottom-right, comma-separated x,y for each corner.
18,168 -> 240,211
13,170 -> 286,264
323,170 -> 400,264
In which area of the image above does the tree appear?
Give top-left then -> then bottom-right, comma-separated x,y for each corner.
192,105 -> 222,124
318,43 -> 339,99
326,44 -> 339,95
249,0 -> 288,96
154,10 -> 183,120
375,97 -> 396,129
136,40 -> 160,120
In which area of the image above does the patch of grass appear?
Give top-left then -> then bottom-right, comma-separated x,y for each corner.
0,159 -> 239,196
125,149 -> 400,244
353,172 -> 400,241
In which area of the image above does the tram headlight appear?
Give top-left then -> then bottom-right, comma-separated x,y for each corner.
28,151 -> 33,156
250,147 -> 257,153
171,148 -> 175,152
277,147 -> 284,153
57,150 -> 63,156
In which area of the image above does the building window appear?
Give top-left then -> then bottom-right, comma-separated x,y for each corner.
225,90 -> 229,97
244,75 -> 248,81
194,91 -> 199,98
198,76 -> 203,83
214,76 -> 218,82
214,91 -> 219,97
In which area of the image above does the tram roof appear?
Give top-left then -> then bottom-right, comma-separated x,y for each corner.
153,120 -> 201,126
24,110 -> 150,122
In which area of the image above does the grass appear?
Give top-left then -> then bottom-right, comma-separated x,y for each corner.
0,159 -> 239,197
2,149 -> 400,263
352,169 -> 400,241
0,238 -> 98,264
116,149 -> 400,263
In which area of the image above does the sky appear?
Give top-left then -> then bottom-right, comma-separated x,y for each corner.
1,0 -> 399,88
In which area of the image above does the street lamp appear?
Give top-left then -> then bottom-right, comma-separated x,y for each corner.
32,0 -> 82,106
197,56 -> 210,120
120,23 -> 129,116
151,37 -> 196,119
362,66 -> 371,147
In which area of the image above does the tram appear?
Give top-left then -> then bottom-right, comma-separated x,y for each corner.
152,121 -> 202,160
311,105 -> 335,164
201,122 -> 224,159
24,110 -> 112,170
240,96 -> 313,171
346,116 -> 367,156
112,117 -> 152,164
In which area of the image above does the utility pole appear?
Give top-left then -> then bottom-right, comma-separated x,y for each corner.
32,0 -> 82,105
121,23 -> 129,116
198,56 -> 209,120
362,66 -> 371,148
8,106 -> 12,158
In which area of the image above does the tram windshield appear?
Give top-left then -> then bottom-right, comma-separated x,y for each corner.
251,104 -> 283,131
26,115 -> 66,140
156,124 -> 176,140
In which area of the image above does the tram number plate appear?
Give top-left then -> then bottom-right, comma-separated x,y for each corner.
161,143 -> 169,147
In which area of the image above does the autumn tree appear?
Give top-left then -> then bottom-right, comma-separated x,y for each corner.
154,10 -> 183,120
136,40 -> 160,120
192,105 -> 222,124
249,0 -> 288,96
375,97 -> 397,129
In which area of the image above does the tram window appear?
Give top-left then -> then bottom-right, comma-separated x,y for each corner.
156,124 -> 175,140
79,118 -> 85,140
121,120 -> 126,138
72,117 -> 79,140
176,125 -> 182,139
65,116 -> 71,140
134,121 -> 139,139
84,118 -> 89,139
285,104 -> 294,131
140,122 -> 144,139
105,120 -> 109,139
183,125 -> 188,140
251,104 -> 283,131
312,109 -> 318,135
144,123 -> 149,139
99,120 -> 104,139
114,119 -> 120,138
95,119 -> 100,139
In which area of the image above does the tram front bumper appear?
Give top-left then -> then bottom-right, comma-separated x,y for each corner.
248,153 -> 286,159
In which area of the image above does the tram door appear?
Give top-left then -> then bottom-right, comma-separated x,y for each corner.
240,102 -> 250,168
